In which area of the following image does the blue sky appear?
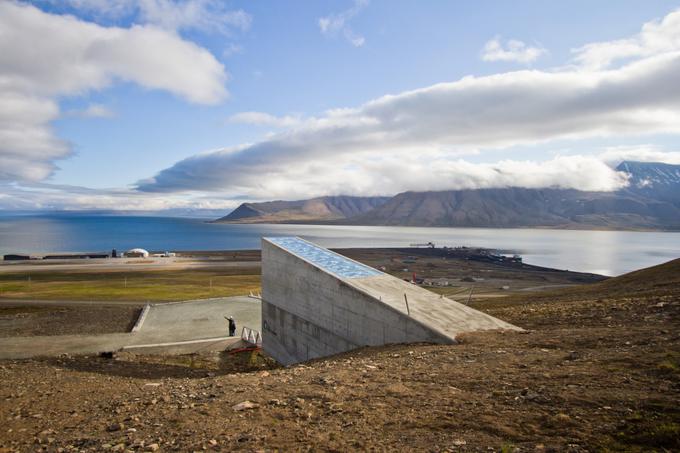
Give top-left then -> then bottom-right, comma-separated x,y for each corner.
1,0 -> 680,211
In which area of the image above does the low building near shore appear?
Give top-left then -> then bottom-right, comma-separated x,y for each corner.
3,254 -> 32,261
124,248 -> 149,258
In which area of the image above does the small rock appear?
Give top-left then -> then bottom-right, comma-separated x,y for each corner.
232,401 -> 259,411
146,443 -> 160,452
452,439 -> 466,446
523,389 -> 541,401
554,413 -> 572,424
106,423 -> 124,432
565,351 -> 580,361
385,383 -> 410,396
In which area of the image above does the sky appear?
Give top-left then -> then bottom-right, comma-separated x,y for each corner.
1,0 -> 680,213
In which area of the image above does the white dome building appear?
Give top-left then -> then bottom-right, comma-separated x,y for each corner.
124,248 -> 149,258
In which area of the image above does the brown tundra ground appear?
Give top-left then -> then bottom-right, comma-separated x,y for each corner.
0,257 -> 678,452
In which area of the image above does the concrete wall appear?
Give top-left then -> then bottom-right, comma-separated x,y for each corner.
261,239 -> 454,365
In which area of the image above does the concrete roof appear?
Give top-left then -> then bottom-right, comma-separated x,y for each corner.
350,274 -> 520,336
264,237 -> 521,340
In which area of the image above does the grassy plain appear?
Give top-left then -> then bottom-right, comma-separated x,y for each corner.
0,268 -> 261,302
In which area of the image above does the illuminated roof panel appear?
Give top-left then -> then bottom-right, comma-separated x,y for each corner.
266,237 -> 381,279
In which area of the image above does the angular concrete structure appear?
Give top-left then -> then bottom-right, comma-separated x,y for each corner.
261,237 -> 520,365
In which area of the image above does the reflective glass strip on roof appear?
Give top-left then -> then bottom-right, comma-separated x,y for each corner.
266,237 -> 381,279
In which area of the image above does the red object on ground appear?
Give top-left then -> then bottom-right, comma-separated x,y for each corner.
228,346 -> 261,355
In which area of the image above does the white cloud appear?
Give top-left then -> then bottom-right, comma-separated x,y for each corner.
318,0 -> 368,47
41,0 -> 252,35
227,112 -> 303,128
64,104 -> 116,118
0,1 -> 228,183
138,153 -> 630,201
482,38 -> 547,64
572,8 -> 680,69
0,91 -> 68,182
139,47 -> 680,194
136,0 -> 251,35
0,181 -> 240,212
598,145 -> 680,167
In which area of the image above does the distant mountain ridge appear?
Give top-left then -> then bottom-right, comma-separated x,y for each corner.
214,161 -> 680,230
215,196 -> 390,223
347,187 -> 680,230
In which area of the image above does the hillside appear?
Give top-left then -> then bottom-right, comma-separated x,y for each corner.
481,257 -> 680,310
348,187 -> 680,229
587,256 -> 680,297
214,196 -> 389,223
1,257 -> 678,451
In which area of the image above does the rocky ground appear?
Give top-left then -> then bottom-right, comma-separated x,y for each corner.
0,260 -> 678,452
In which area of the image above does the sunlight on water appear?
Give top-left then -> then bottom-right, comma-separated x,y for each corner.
1,215 -> 679,276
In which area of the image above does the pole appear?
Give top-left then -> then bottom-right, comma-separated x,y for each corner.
466,286 -> 474,305
404,293 -> 410,315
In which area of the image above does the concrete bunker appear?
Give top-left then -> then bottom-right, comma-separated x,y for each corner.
261,237 -> 521,366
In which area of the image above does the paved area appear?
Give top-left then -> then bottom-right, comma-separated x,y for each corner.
140,297 -> 261,339
0,297 -> 261,359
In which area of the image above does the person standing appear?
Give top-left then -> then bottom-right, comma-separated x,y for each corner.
227,316 -> 236,336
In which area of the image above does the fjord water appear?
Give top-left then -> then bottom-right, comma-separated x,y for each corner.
0,215 -> 679,276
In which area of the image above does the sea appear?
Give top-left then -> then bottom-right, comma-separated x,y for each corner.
1,214 -> 679,276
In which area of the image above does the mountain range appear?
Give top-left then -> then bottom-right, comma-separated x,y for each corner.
214,161 -> 680,230
215,196 -> 390,223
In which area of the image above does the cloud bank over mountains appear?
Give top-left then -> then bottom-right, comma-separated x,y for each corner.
139,7 -> 680,198
2,3 -> 680,211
